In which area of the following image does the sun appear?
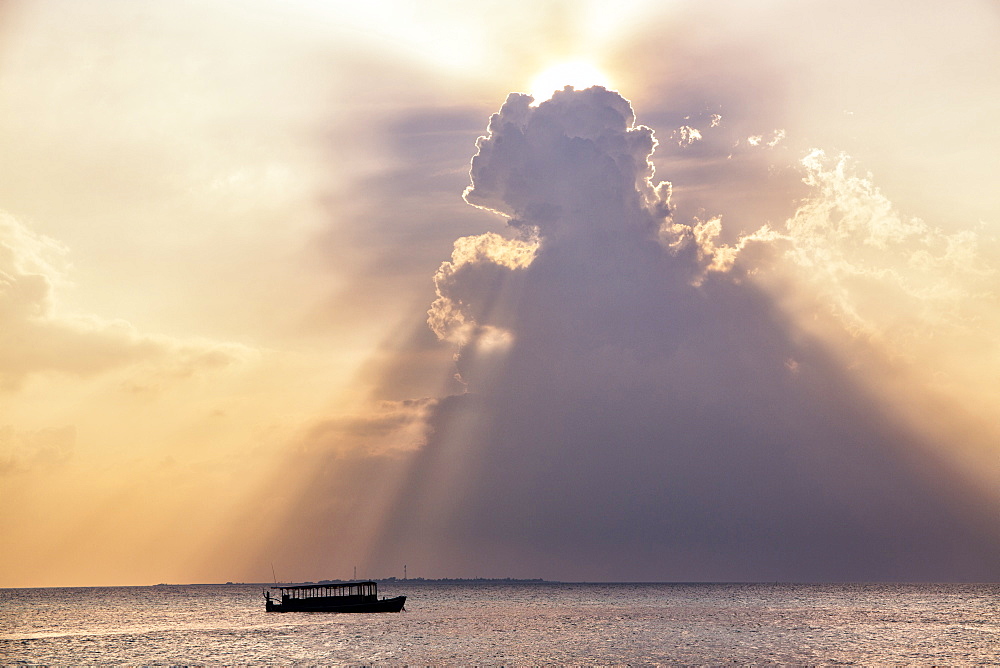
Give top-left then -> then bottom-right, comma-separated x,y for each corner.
529,61 -> 612,104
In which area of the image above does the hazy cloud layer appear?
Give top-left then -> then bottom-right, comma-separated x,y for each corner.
0,425 -> 74,474
365,88 -> 1000,581
0,212 -> 248,390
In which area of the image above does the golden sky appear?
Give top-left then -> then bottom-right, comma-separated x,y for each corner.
2,0 -> 999,587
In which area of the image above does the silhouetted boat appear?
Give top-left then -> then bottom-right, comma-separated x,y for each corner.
264,580 -> 406,613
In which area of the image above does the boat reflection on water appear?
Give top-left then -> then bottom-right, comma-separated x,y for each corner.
263,580 -> 406,613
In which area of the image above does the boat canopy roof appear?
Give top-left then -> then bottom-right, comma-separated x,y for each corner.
273,580 -> 377,593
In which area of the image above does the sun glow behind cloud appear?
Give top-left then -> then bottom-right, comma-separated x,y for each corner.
529,62 -> 613,103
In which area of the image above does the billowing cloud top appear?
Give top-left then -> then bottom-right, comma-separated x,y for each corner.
431,87 -> 718,351
464,88 -> 670,241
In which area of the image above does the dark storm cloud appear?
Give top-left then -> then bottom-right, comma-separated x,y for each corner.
366,87 -> 1000,582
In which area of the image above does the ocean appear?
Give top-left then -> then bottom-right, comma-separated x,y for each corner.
2,582 -> 999,664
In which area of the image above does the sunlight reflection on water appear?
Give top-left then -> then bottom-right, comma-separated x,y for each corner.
3,582 -> 1000,664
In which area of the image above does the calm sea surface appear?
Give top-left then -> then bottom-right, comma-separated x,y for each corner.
2,582 -> 1000,665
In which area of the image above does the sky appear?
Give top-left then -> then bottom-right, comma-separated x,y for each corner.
1,0 -> 999,587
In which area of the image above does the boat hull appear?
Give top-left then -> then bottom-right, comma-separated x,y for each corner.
266,595 -> 406,613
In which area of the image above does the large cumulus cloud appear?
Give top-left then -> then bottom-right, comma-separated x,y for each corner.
367,87 -> 1000,581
